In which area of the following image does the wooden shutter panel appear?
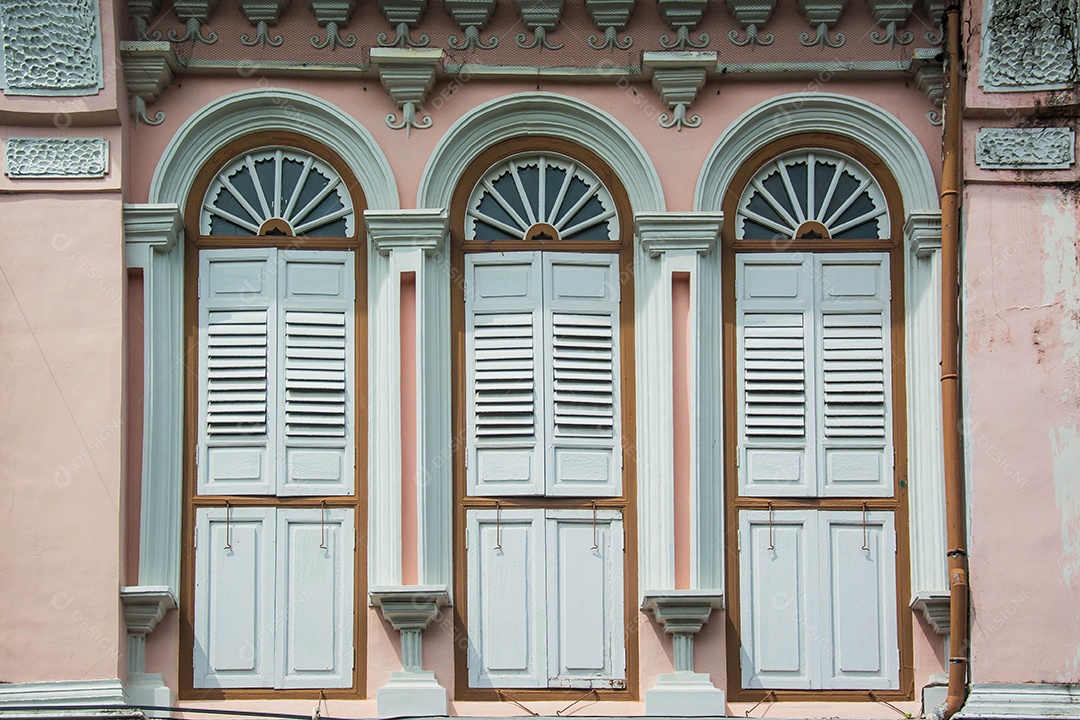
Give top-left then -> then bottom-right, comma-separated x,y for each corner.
736,255 -> 816,497
543,253 -> 622,497
739,509 -> 818,689
819,510 -> 899,689
193,507 -> 275,688
275,507 -> 355,688
816,254 -> 894,497
545,508 -> 626,688
278,251 -> 355,496
198,250 -> 277,496
466,508 -> 546,688
465,253 -> 545,496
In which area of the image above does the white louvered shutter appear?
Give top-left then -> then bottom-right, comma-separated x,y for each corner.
198,250 -> 277,496
736,255 -> 816,497
193,506 -> 275,688
739,508 -> 817,689
466,508 -> 546,688
278,251 -> 355,496
543,253 -> 622,497
275,507 -> 355,688
816,255 -> 894,497
545,508 -> 625,688
819,510 -> 899,689
465,253 -> 545,496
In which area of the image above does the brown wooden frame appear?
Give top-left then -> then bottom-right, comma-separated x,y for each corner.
449,136 -> 640,702
179,131 -> 368,701
721,133 -> 915,703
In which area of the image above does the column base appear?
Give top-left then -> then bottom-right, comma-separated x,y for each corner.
125,673 -> 174,709
377,670 -> 447,717
645,671 -> 727,717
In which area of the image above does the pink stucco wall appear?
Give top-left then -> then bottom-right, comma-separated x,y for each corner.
0,194 -> 126,682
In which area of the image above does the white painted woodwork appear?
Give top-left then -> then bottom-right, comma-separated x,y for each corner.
193,507 -> 275,688
736,253 -> 893,498
738,508 -> 898,690
466,508 -> 626,689
466,509 -> 546,688
278,251 -> 355,496
820,510 -> 899,689
197,248 -> 355,497
198,250 -> 277,496
275,508 -> 355,688
465,252 -> 622,498
465,252 -> 545,496
546,509 -> 626,688
544,253 -> 622,497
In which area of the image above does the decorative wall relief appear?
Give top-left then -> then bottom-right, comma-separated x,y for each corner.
0,0 -> 102,95
982,0 -> 1078,91
4,138 -> 109,178
975,128 -> 1076,170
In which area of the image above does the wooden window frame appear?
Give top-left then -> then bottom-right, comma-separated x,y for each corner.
179,131 -> 368,700
722,133 -> 915,703
449,137 -> 639,702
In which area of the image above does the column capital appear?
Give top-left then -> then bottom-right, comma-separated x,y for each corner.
365,209 -> 449,256
120,585 -> 177,636
369,584 -> 450,632
124,203 -> 184,254
905,211 -> 942,258
635,212 -> 723,258
641,590 -> 725,635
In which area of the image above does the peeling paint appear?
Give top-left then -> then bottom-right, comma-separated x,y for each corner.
1041,193 -> 1080,368
1050,425 -> 1080,586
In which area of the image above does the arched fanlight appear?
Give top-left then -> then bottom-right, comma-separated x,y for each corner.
465,153 -> 619,241
736,149 -> 889,240
201,148 -> 354,237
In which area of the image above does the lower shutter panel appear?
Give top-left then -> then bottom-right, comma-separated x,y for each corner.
193,507 -> 275,688
739,509 -> 816,689
467,509 -> 546,688
276,508 -> 354,688
820,510 -> 899,689
546,509 -> 625,688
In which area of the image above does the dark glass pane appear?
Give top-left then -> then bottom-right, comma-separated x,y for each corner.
491,172 -> 529,225
814,161 -> 836,211
228,165 -> 261,213
833,192 -> 876,231
761,171 -> 797,219
294,170 -> 330,218
745,190 -> 787,232
556,177 -> 589,222
823,171 -> 861,220
279,157 -> 305,213
475,193 -> 518,235
473,218 -> 515,241
785,161 -> 808,218
741,219 -> 778,240
545,166 -> 566,221
563,196 -> 609,240
209,186 -> 255,236
517,163 -> 540,220
303,218 -> 348,237
833,218 -> 881,239
253,156 -> 276,209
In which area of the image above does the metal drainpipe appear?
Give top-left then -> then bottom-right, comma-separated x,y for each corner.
936,2 -> 971,719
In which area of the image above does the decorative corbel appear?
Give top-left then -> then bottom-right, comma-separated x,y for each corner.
128,0 -> 163,40
121,586 -> 177,707
797,0 -> 846,48
515,0 -> 565,51
308,0 -> 358,49
658,0 -> 709,50
446,0 -> 498,51
370,586 -> 451,717
912,47 -> 945,126
923,0 -> 944,44
120,41 -> 178,127
644,52 -> 715,131
585,0 -> 635,51
725,0 -> 776,46
238,0 -> 289,47
642,591 -> 727,716
371,48 -> 442,137
161,0 -> 220,44
377,0 -> 431,48
867,0 -> 914,48
911,591 -> 950,635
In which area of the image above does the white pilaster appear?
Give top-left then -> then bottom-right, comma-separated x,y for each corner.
365,209 -> 452,591
124,204 -> 185,598
120,586 -> 177,709
634,212 -> 724,594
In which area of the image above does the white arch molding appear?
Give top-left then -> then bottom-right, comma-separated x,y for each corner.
130,89 -> 397,599
694,92 -> 950,608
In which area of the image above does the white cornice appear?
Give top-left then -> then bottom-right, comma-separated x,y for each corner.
0,680 -> 127,709
120,585 -> 177,636
365,208 -> 449,255
123,204 -> 184,254
635,212 -> 723,257
910,590 -> 950,635
959,684 -> 1080,719
905,211 -> 942,258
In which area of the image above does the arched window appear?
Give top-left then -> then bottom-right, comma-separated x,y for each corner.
180,133 -> 366,699
450,139 -> 637,697
722,135 -> 911,699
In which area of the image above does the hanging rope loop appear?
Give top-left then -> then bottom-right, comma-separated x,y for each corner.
224,500 -> 232,550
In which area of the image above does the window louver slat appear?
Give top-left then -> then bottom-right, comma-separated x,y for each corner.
206,312 -> 268,437
743,314 -> 807,439
474,314 -> 536,442
822,313 -> 887,439
552,313 -> 614,438
285,310 -> 347,438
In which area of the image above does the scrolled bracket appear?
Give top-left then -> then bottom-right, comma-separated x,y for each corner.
799,22 -> 844,48
311,21 -> 357,50
658,103 -> 702,131
131,96 -> 166,127
516,26 -> 563,50
448,25 -> 499,50
659,25 -> 709,50
240,20 -> 284,47
588,26 -> 633,50
728,24 -> 774,47
386,101 -> 434,137
870,21 -> 914,50
377,22 -> 431,48
166,17 -> 218,44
